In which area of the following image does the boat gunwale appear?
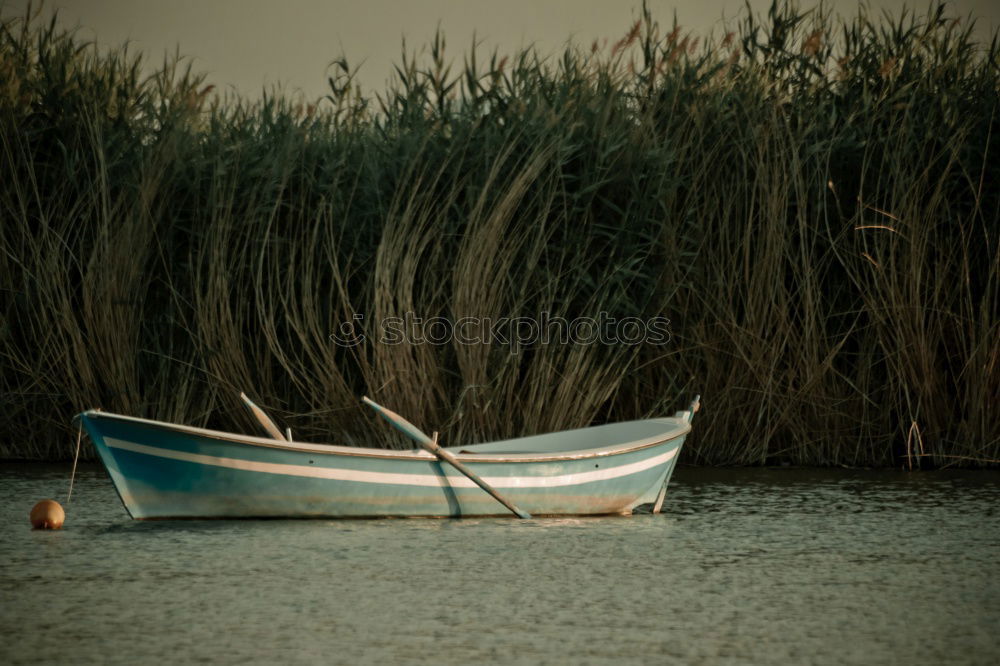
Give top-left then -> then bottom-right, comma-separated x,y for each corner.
78,410 -> 691,463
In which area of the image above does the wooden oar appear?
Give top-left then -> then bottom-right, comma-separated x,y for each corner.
362,396 -> 532,519
240,392 -> 287,441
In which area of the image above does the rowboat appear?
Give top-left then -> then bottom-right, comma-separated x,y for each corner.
78,397 -> 698,519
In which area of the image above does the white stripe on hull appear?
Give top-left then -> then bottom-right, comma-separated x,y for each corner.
106,438 -> 677,489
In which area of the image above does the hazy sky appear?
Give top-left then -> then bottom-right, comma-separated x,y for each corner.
5,1 -> 997,99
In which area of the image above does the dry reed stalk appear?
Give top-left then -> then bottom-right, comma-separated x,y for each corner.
1,2 -> 996,465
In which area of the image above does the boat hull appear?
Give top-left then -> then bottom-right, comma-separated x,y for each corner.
80,411 -> 686,519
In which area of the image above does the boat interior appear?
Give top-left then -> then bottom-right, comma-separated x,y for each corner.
453,416 -> 688,454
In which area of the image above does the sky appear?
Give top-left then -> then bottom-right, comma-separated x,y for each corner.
4,1 -> 998,100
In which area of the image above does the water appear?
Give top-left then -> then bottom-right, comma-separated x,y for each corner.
1,464 -> 998,665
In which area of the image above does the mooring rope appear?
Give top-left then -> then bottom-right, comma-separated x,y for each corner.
66,420 -> 83,504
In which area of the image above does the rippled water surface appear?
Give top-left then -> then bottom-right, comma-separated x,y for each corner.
2,464 -> 998,664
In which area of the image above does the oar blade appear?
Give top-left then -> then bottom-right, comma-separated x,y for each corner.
362,396 -> 432,445
240,392 -> 287,441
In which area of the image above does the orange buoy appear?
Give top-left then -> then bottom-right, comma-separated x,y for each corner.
30,499 -> 65,530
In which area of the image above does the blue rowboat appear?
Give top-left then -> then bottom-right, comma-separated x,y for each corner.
78,405 -> 694,519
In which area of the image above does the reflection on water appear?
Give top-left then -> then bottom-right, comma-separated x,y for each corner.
1,464 -> 998,664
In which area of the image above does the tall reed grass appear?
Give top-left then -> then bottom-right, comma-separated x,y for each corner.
1,2 -> 997,465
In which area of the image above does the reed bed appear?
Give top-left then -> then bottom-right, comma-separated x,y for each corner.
1,2 -> 997,465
